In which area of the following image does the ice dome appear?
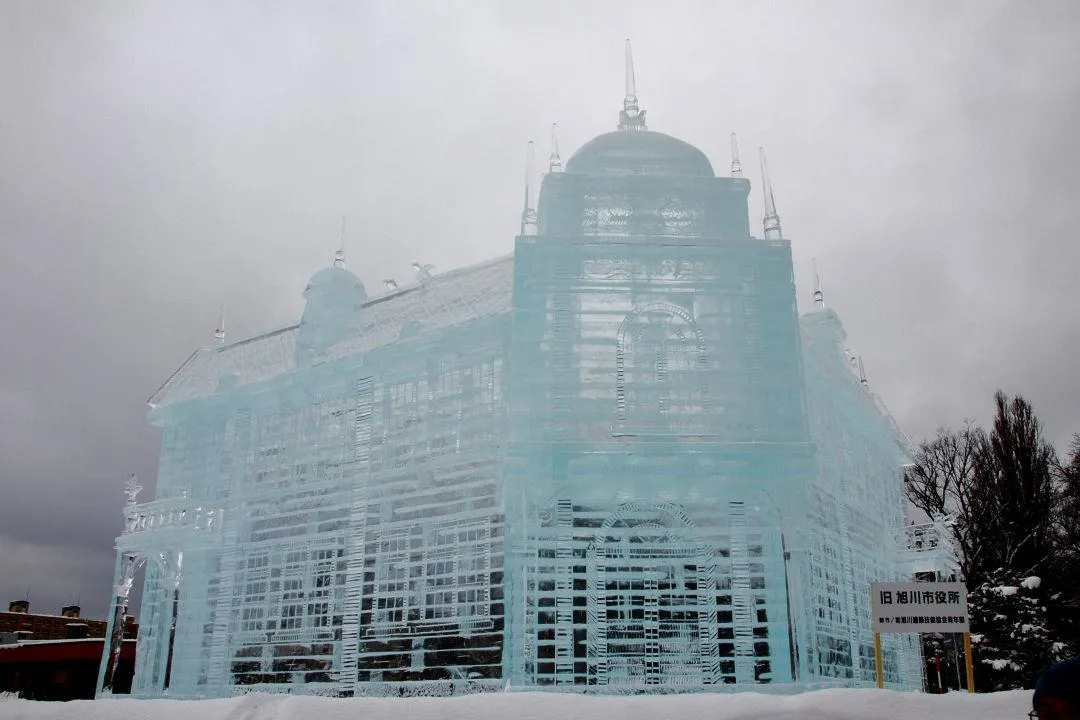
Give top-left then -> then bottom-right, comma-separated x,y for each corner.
303,265 -> 367,302
298,264 -> 367,353
565,130 -> 714,178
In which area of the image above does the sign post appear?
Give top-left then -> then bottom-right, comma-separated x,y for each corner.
870,581 -> 973,693
874,631 -> 884,689
963,630 -> 975,693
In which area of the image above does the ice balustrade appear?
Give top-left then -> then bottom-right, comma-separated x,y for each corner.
118,494 -> 220,548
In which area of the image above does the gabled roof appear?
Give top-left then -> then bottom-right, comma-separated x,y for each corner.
149,255 -> 514,409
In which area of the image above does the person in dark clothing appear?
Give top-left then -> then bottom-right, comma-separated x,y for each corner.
1032,657 -> 1080,720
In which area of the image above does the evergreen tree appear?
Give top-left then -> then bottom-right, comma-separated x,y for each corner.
968,569 -> 1071,691
1050,434 -> 1080,650
905,392 -> 1070,690
975,392 -> 1058,582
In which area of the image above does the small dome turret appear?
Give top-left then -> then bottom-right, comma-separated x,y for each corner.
297,265 -> 367,356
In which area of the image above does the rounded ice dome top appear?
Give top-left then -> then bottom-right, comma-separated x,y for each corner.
303,266 -> 367,301
299,264 -> 367,353
565,130 -> 714,178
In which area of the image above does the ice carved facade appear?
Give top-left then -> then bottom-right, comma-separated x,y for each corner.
99,78 -> 937,698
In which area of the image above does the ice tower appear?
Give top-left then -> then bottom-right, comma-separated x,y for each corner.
500,49 -> 918,689
99,44 -> 934,698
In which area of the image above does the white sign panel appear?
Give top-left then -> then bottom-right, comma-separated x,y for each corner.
871,582 -> 969,634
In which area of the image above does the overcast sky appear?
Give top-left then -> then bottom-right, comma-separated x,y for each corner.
1,0 -> 1078,619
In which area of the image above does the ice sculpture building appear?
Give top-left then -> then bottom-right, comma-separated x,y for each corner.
99,45 -> 941,698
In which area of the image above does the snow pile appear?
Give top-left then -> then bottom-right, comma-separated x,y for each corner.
0,689 -> 1033,720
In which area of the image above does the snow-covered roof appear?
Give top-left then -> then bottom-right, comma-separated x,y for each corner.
0,611 -> 104,622
149,255 -> 514,409
0,638 -> 105,648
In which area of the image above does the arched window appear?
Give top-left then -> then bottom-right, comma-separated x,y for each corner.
614,303 -> 708,436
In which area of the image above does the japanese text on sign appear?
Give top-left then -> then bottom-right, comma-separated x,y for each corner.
870,582 -> 969,633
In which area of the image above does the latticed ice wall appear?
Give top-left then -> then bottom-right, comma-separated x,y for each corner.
799,308 -> 922,689
126,282 -> 512,696
354,321 -> 508,693
133,366 -> 373,696
503,229 -> 816,690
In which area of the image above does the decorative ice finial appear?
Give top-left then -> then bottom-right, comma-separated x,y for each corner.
411,262 -> 434,281
124,473 -> 143,507
618,38 -> 647,132
759,146 -> 783,240
383,279 -> 398,291
812,257 -> 824,309
520,141 -> 538,236
548,122 -> 562,173
333,216 -> 346,269
213,304 -> 226,345
858,356 -> 868,387
730,132 -> 743,177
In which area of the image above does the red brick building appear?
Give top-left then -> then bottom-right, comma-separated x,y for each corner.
0,601 -> 138,700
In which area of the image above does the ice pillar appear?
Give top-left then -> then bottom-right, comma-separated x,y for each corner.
97,552 -> 142,696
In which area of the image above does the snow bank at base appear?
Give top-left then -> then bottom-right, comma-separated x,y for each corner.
0,688 -> 1033,720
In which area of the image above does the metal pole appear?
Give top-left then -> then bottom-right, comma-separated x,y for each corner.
953,634 -> 962,691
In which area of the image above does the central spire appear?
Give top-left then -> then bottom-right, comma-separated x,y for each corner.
618,39 -> 647,132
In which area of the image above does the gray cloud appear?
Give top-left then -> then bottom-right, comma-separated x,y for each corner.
1,0 -> 1078,618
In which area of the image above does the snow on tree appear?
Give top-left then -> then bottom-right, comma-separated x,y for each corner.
968,568 -> 1072,691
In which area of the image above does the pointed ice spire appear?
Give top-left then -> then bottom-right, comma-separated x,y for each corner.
213,304 -> 226,345
520,140 -> 538,236
812,257 -> 824,309
333,216 -> 346,268
759,146 -> 783,240
730,133 -> 743,177
858,356 -> 869,387
411,262 -> 434,280
548,122 -> 562,173
618,39 -> 647,131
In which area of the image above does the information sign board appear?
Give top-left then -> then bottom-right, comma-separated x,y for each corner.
871,581 -> 969,633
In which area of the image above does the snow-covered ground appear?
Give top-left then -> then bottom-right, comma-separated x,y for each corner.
0,689 -> 1033,720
